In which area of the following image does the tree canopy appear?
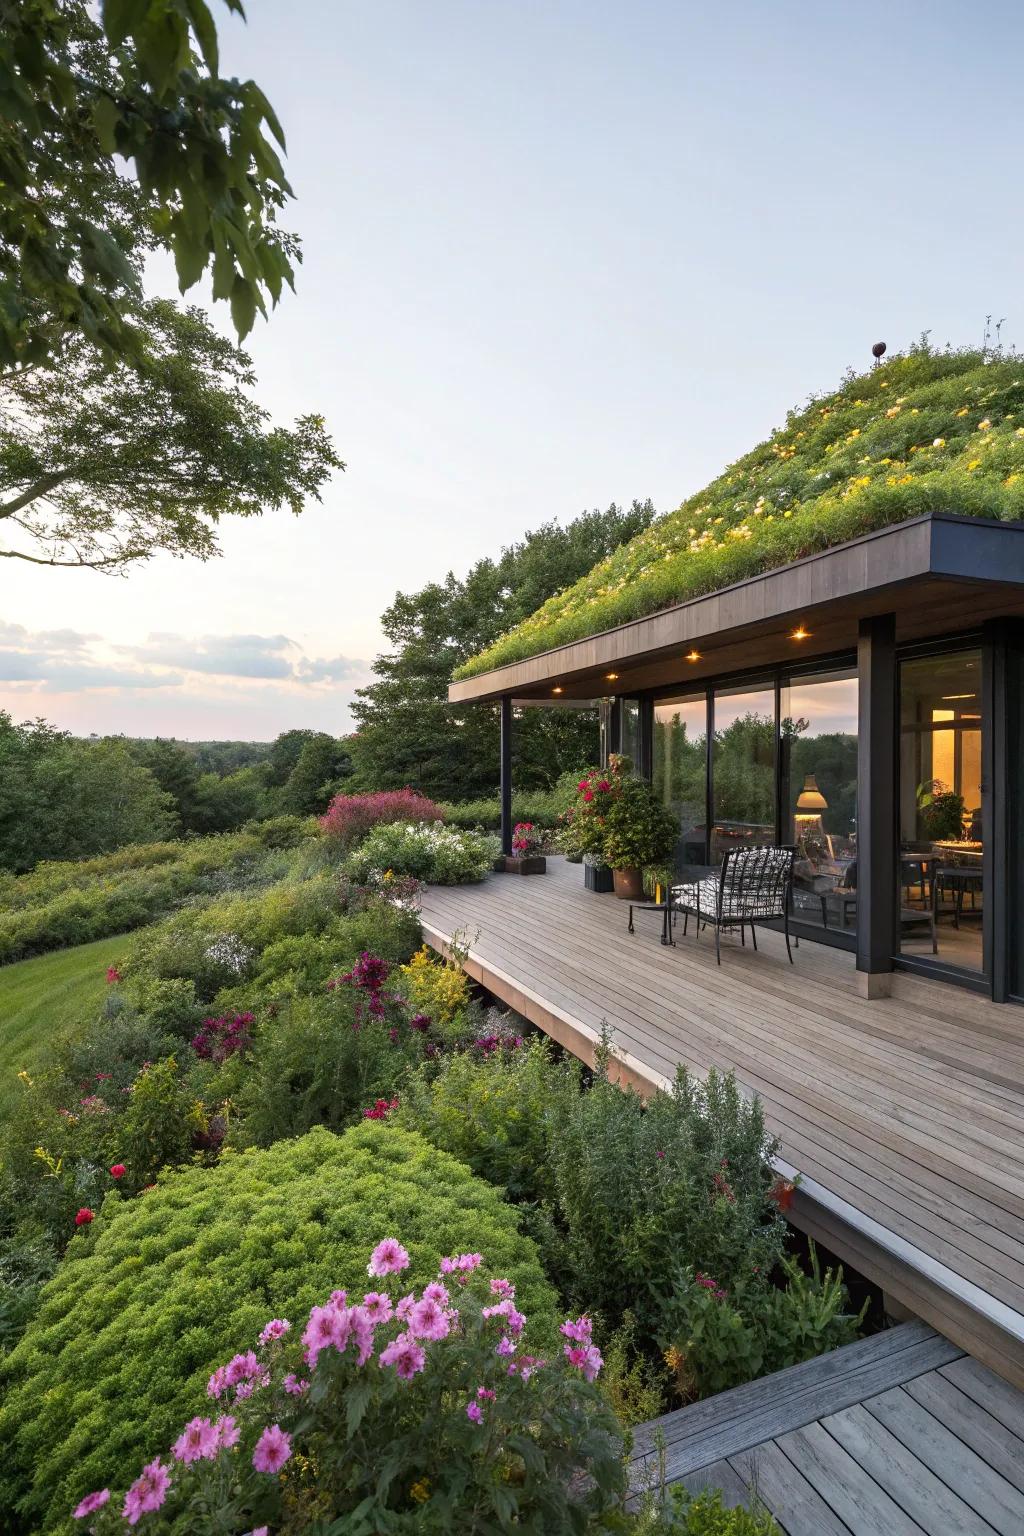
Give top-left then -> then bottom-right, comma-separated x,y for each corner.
348,502 -> 656,801
0,0 -> 295,368
0,297 -> 342,568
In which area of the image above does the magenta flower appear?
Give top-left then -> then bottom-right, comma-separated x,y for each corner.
489,1278 -> 515,1298
252,1424 -> 292,1475
564,1342 -> 604,1382
395,1292 -> 416,1322
72,1489 -> 110,1519
362,1291 -> 394,1325
215,1415 -> 240,1449
207,1365 -> 229,1399
172,1416 -> 219,1463
422,1280 -> 449,1307
407,1296 -> 450,1342
105,966 -> 122,984
477,1386 -> 496,1401
378,1333 -> 426,1380
560,1315 -> 593,1344
302,1303 -> 347,1368
466,1399 -> 483,1423
283,1373 -> 310,1397
367,1237 -> 410,1277
224,1350 -> 261,1387
122,1460 -> 171,1525
258,1318 -> 291,1346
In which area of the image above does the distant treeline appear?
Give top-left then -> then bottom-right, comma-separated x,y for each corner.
0,717 -> 351,874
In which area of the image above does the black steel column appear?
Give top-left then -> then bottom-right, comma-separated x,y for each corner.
856,614 -> 897,993
499,695 -> 513,857
983,619 -> 1013,1001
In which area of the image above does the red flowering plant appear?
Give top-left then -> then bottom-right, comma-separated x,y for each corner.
190,1012 -> 256,1065
555,762 -> 622,863
319,788 -> 444,854
510,821 -> 543,856
67,1241 -> 626,1534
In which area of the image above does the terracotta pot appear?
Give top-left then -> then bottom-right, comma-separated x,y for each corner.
503,855 -> 546,875
613,866 -> 645,900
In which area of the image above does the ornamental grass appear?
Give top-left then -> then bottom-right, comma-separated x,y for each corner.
456,343 -> 1024,678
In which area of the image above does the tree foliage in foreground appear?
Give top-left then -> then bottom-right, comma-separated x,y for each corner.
348,501 -> 656,802
0,0 -> 296,367
0,298 -> 342,569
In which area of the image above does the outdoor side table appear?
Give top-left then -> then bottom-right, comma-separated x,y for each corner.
626,898 -> 674,946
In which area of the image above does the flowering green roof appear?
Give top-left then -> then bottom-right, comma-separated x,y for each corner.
455,345 -> 1024,680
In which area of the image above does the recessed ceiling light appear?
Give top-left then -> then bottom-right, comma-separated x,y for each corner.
606,672 -> 619,681
552,686 -> 563,694
686,649 -> 702,662
791,626 -> 810,641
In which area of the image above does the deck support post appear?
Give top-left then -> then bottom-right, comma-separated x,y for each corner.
856,613 -> 897,997
500,695 -> 513,857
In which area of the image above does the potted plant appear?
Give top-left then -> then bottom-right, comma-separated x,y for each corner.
504,821 -> 546,875
561,768 -> 619,891
602,777 -> 679,900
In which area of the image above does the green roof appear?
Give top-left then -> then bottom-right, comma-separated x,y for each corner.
455,345 -> 1024,680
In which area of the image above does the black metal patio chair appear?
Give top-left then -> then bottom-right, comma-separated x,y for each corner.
671,845 -> 796,965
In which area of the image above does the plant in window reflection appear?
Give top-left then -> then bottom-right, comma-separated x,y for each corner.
916,780 -> 966,840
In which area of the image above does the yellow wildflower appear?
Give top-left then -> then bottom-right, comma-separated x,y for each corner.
783,510 -> 793,518
933,438 -> 945,448
978,418 -> 992,430
885,405 -> 901,417
968,460 -> 981,470
410,1479 -> 431,1504
956,407 -> 969,417
1007,474 -> 1020,485
879,380 -> 890,388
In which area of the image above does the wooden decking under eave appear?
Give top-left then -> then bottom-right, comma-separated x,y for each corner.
418,857 -> 1024,1389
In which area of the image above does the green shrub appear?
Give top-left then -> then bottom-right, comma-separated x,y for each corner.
0,1123 -> 560,1530
397,1037 -> 579,1204
346,821 -> 498,884
437,780 -> 576,831
657,1246 -> 866,1401
598,1311 -> 668,1427
550,1056 -> 786,1332
636,1488 -> 781,1535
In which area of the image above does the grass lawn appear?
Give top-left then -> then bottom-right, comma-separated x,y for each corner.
0,934 -> 128,1114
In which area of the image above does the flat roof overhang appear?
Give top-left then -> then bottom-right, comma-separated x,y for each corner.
449,511 -> 1024,703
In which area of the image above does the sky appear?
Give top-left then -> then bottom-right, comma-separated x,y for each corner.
3,0 -> 1022,740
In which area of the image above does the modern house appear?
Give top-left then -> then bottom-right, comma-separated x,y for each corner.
451,508 -> 1024,1003
424,353 -> 1024,1394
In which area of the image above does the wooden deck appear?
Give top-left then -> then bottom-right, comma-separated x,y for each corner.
418,857 -> 1024,1387
629,1321 -> 1024,1535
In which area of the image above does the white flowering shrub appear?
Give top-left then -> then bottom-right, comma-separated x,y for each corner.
346,822 -> 498,885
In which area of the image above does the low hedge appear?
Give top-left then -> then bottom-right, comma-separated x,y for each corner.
0,1123 -> 559,1531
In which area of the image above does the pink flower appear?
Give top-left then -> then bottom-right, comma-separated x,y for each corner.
489,1278 -> 515,1298
329,1288 -> 348,1308
105,966 -> 122,984
378,1332 -> 426,1379
252,1424 -> 292,1475
122,1460 -> 171,1525
496,1336 -> 515,1358
109,1163 -> 126,1180
215,1415 -> 240,1449
395,1292 -> 416,1322
422,1280 -> 449,1306
258,1318 -> 291,1346
457,1252 -> 483,1272
302,1303 -> 347,1367
172,1416 -> 219,1463
207,1365 -> 229,1399
283,1373 -> 310,1396
408,1295 -> 450,1342
362,1290 -> 394,1324
564,1342 -> 604,1382
368,1237 -> 410,1277
560,1315 -> 593,1344
466,1399 -> 483,1423
477,1386 -> 496,1400
246,1529 -> 269,1536
349,1304 -> 376,1365
73,1489 -> 110,1519
74,1208 -> 94,1227
224,1350 -> 261,1386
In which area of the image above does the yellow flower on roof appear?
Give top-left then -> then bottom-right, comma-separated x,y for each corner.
968,460 -> 981,470
885,406 -> 901,417
1007,474 -> 1020,485
956,407 -> 969,417
879,380 -> 890,388
978,418 -> 992,430
783,510 -> 793,518
933,438 -> 945,448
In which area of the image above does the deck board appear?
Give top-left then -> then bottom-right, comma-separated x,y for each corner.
419,858 -> 1024,1382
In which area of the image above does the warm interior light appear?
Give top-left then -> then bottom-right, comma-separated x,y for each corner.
795,773 -> 828,812
686,649 -> 702,662
606,672 -> 619,681
942,693 -> 975,701
791,626 -> 810,641
552,686 -> 563,694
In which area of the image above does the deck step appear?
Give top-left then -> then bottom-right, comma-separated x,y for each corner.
628,1320 -> 963,1492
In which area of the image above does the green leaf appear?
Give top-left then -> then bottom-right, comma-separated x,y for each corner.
102,0 -> 147,49
229,275 -> 257,339
91,94 -> 121,155
185,0 -> 219,73
344,1379 -> 373,1439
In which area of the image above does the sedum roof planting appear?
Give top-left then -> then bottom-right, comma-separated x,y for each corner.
456,345 -> 1024,680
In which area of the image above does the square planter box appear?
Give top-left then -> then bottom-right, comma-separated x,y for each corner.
584,863 -> 614,893
504,855 -> 546,875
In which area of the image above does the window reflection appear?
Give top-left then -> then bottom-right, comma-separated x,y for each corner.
710,687 -> 776,864
653,695 -> 708,869
780,670 -> 858,933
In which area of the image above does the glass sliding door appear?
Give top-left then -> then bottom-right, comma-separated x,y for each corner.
710,684 -> 776,865
780,669 -> 859,933
653,694 -> 708,871
899,648 -> 984,973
